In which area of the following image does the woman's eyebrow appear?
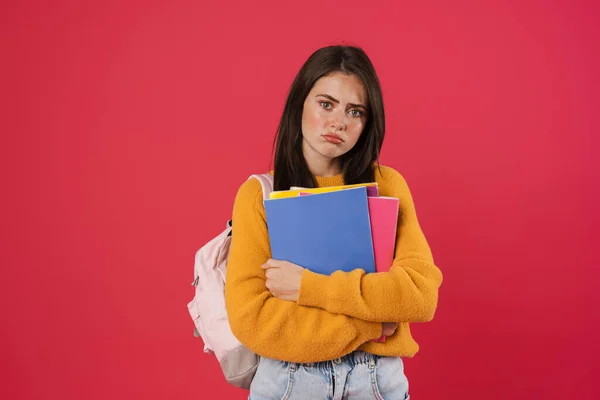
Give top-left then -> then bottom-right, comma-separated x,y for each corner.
316,93 -> 367,110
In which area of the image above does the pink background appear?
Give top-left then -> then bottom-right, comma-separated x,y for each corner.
2,0 -> 599,398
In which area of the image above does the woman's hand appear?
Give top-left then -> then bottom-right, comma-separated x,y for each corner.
261,259 -> 305,301
382,322 -> 398,336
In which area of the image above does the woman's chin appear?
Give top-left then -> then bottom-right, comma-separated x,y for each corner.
317,144 -> 347,159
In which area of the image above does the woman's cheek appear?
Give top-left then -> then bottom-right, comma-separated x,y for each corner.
308,109 -> 322,133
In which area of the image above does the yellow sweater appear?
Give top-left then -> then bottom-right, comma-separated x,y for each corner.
225,165 -> 443,363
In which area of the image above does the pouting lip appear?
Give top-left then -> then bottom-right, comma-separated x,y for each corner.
322,133 -> 344,142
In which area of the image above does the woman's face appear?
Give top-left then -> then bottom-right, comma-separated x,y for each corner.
301,72 -> 368,169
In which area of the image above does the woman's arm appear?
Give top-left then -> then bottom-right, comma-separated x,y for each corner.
224,178 -> 382,363
296,167 -> 443,323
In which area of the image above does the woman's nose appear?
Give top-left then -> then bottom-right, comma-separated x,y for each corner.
330,110 -> 346,131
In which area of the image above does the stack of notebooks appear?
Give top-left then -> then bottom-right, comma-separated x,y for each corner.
264,182 -> 400,276
264,182 -> 400,342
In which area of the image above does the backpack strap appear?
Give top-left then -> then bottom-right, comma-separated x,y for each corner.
249,173 -> 274,200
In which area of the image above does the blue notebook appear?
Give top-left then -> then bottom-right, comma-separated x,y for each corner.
264,186 -> 376,275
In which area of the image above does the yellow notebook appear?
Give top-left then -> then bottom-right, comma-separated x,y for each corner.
268,182 -> 378,199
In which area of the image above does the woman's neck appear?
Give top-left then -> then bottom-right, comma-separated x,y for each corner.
303,150 -> 342,177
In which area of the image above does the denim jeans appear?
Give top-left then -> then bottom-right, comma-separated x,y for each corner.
248,350 -> 410,400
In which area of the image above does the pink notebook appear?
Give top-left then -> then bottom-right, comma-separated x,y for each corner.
368,196 -> 399,273
367,196 -> 399,342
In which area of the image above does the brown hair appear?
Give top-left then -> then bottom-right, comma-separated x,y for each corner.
272,45 -> 385,191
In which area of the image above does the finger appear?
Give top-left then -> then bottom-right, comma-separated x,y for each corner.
267,259 -> 283,267
261,259 -> 276,269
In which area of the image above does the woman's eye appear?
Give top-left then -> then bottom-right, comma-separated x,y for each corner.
350,109 -> 363,117
320,101 -> 332,109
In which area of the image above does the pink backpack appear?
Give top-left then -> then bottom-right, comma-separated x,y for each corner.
187,173 -> 274,389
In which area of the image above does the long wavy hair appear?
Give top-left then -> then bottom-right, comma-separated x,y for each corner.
272,45 -> 385,191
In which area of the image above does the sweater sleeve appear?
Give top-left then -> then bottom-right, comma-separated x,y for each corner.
296,167 -> 443,323
224,178 -> 382,363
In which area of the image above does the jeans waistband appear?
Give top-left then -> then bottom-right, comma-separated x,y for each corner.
293,350 -> 378,370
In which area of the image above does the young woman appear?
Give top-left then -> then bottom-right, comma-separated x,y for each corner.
225,45 -> 443,400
